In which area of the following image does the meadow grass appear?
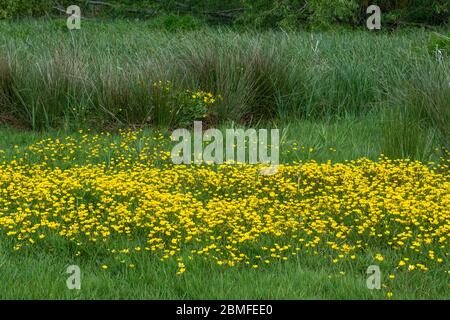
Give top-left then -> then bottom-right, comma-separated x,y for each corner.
0,20 -> 448,161
0,115 -> 444,166
3,20 -> 411,128
0,19 -> 449,300
0,126 -> 448,300
1,243 -> 447,299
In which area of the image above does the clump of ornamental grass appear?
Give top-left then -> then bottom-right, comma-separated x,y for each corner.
380,59 -> 450,160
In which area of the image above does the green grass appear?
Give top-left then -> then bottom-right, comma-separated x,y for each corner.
0,115 -> 444,167
1,19 -> 448,161
0,21 -> 448,125
0,19 -> 448,299
1,244 -> 447,299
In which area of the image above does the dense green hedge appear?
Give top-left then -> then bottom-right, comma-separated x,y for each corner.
0,0 -> 54,19
0,0 -> 448,27
236,0 -> 449,28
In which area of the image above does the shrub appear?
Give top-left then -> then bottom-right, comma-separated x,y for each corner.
307,0 -> 359,29
150,80 -> 219,128
0,0 -> 448,28
0,0 -> 55,19
377,0 -> 449,26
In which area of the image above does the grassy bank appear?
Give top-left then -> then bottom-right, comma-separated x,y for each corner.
1,244 -> 447,299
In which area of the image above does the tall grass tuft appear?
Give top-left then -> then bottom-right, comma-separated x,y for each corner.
380,59 -> 450,160
0,58 -> 16,118
0,19 -> 447,156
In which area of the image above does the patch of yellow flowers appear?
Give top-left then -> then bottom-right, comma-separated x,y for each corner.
190,90 -> 222,105
0,131 -> 448,279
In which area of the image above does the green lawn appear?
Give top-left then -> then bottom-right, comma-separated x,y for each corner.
1,245 -> 447,299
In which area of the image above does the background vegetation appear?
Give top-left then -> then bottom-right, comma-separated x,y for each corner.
0,1 -> 449,301
0,0 -> 449,28
0,20 -> 449,161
